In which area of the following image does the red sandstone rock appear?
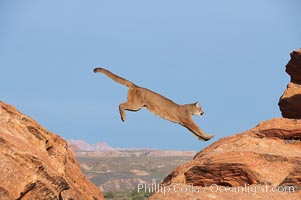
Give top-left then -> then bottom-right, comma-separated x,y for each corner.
279,83 -> 301,119
279,49 -> 301,119
286,49 -> 301,83
149,118 -> 301,200
0,101 -> 104,200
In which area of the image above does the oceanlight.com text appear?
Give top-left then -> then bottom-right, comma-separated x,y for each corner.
137,183 -> 296,195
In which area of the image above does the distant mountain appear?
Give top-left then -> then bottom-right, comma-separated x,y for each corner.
68,139 -> 114,152
67,139 -> 196,157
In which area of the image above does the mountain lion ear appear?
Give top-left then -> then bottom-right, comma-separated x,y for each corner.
194,102 -> 200,107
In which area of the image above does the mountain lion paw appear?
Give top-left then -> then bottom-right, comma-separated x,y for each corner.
201,134 -> 214,141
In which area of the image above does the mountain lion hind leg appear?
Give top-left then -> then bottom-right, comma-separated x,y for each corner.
181,118 -> 214,141
119,87 -> 144,122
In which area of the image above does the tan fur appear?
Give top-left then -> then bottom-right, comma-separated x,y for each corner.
94,67 -> 214,141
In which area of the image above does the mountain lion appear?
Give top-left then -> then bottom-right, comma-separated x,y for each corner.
93,67 -> 214,141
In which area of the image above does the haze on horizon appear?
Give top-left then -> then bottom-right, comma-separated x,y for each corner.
1,0 -> 301,151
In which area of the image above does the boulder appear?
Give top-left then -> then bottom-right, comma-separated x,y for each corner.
279,49 -> 301,119
0,101 -> 104,200
286,49 -> 301,83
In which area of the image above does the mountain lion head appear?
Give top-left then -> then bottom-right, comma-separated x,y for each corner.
193,102 -> 204,117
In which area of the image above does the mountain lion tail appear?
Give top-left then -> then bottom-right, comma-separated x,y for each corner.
93,68 -> 136,87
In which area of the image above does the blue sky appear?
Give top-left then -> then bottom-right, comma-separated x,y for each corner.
1,0 -> 300,150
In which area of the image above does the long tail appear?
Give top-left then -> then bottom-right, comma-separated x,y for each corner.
93,68 -> 136,87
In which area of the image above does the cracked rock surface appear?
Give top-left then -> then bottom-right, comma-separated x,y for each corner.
0,101 -> 104,200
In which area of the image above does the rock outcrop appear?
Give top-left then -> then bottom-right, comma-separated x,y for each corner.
176,119 -> 301,188
279,48 -> 301,119
150,50 -> 301,200
0,101 -> 104,200
285,49 -> 301,83
149,118 -> 301,200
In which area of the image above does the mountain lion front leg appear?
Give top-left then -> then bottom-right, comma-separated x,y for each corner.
181,118 -> 214,141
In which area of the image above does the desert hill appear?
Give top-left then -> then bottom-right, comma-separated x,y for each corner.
67,140 -> 195,194
149,49 -> 301,200
0,101 -> 104,200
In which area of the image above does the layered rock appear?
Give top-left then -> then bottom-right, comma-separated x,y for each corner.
149,118 -> 301,200
279,48 -> 301,119
0,101 -> 104,200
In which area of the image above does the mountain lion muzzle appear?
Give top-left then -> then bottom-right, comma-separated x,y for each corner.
93,67 -> 214,141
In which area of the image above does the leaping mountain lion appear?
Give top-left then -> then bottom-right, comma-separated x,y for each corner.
93,67 -> 214,141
